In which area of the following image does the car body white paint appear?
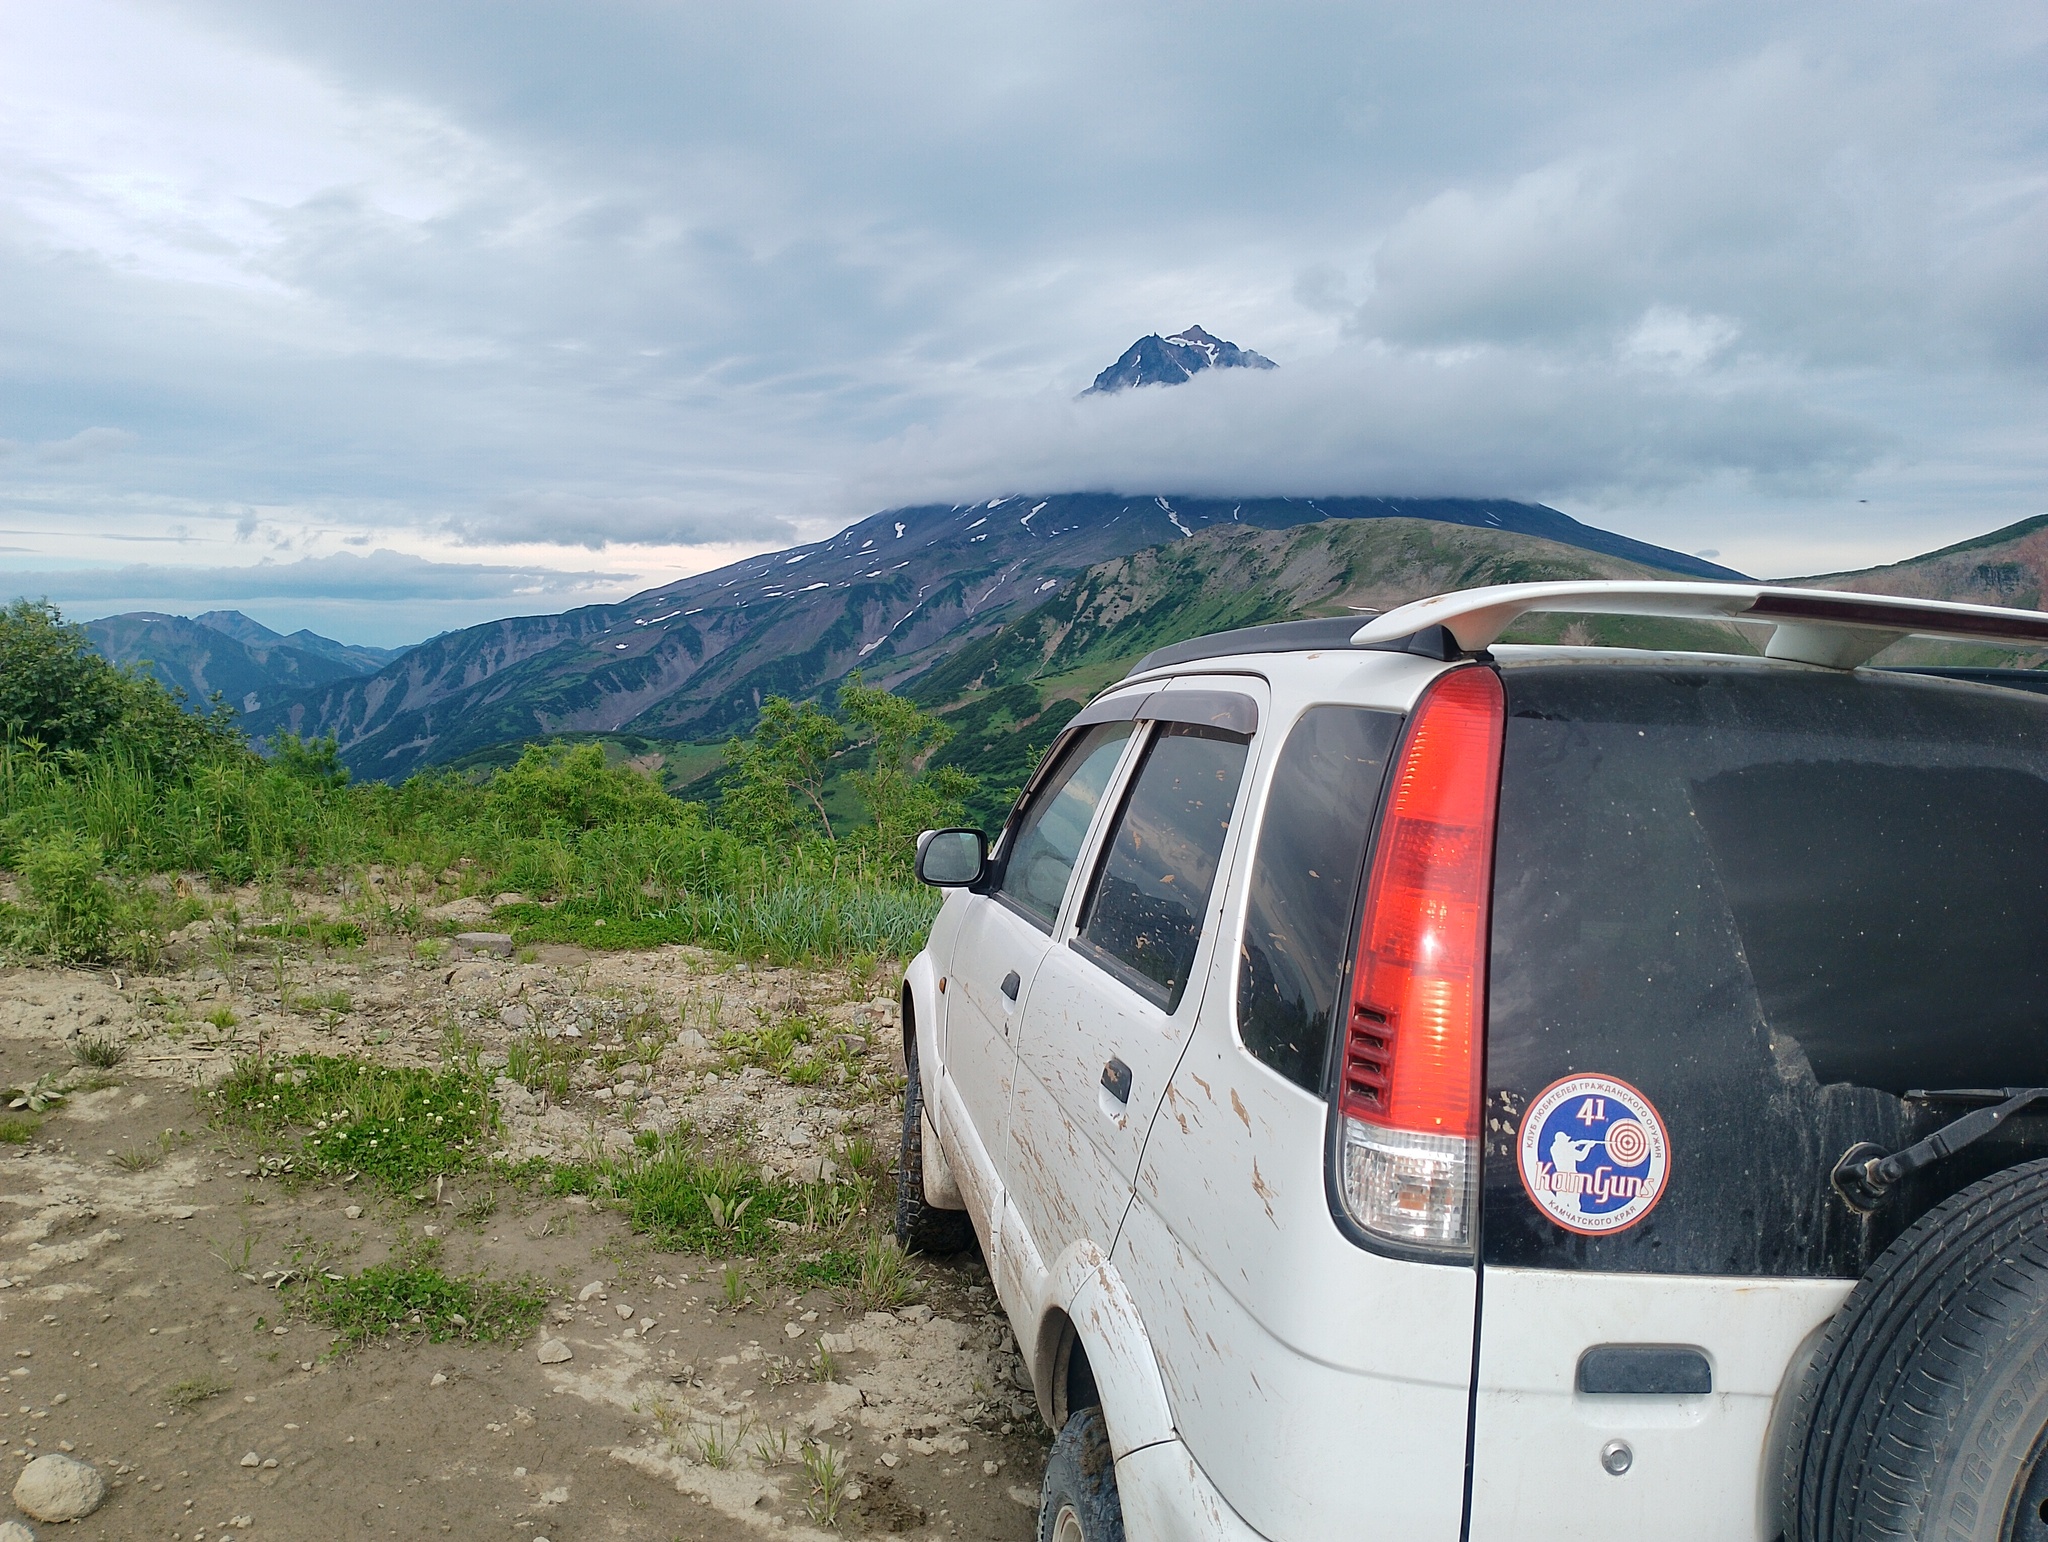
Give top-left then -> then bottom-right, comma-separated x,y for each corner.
909,637 -> 1878,1540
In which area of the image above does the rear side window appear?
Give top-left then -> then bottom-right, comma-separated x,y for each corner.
996,722 -> 1136,928
1237,706 -> 1400,1092
1076,724 -> 1250,1011
1485,666 -> 2048,1278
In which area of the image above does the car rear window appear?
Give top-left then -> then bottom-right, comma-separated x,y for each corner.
1236,706 -> 1400,1091
1485,664 -> 2048,1278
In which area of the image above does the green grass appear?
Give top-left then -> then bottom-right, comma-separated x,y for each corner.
164,1374 -> 230,1410
74,1036 -> 127,1069
1,602 -> 955,973
0,1115 -> 37,1143
208,1054 -> 495,1190
251,918 -> 365,949
297,1241 -> 544,1348
552,1138 -> 812,1256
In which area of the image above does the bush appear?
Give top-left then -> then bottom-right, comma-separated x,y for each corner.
11,830 -> 114,962
483,742 -> 680,834
0,598 -> 239,771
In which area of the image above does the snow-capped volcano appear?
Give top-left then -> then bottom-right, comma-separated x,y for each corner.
1080,324 -> 1278,395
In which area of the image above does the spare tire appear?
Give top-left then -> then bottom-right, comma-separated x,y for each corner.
1785,1156 -> 2048,1542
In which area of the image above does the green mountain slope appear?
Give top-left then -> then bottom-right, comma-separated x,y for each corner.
913,516 -> 1745,827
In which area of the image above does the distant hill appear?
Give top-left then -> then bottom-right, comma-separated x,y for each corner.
1081,324 -> 1277,395
83,610 -> 407,717
909,515 -> 1748,826
246,493 -> 1743,780
1778,514 -> 2048,668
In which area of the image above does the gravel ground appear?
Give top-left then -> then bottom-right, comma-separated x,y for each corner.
0,884 -> 1045,1542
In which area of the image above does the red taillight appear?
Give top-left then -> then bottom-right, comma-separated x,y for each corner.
1335,666 -> 1504,1252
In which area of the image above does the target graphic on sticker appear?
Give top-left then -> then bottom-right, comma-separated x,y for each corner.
1516,1075 -> 1670,1236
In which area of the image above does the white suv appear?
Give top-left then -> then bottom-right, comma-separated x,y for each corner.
896,580 -> 2048,1542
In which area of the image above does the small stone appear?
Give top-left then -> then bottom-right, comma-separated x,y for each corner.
240,1452 -> 260,1467
983,1460 -> 1000,1476
0,1519 -> 35,1541
784,1323 -> 803,1339
614,1303 -> 633,1321
168,1205 -> 197,1221
880,1452 -> 899,1469
498,1003 -> 533,1030
14,1453 -> 105,1521
578,1281 -> 606,1301
343,1205 -> 362,1220
430,1372 -> 447,1387
820,1333 -> 855,1356
452,932 -> 514,957
536,1339 -> 572,1365
900,1304 -> 933,1324
261,1457 -> 277,1469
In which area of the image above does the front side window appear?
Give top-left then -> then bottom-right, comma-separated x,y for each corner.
1076,724 -> 1251,1011
1237,706 -> 1401,1092
995,722 -> 1136,929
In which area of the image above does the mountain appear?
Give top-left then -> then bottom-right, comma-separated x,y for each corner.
1081,325 -> 1278,395
1792,514 -> 2048,668
909,515 -> 1751,826
189,610 -> 406,674
83,610 -> 407,717
247,493 -> 1742,781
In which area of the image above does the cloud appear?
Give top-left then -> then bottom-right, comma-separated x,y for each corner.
850,343 -> 1885,509
7,548 -> 630,604
0,0 -> 2039,590
447,494 -> 797,551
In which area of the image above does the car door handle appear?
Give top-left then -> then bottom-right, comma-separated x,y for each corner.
1101,1057 -> 1133,1104
1000,970 -> 1021,1001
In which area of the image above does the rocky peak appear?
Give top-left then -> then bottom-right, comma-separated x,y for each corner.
1081,324 -> 1277,395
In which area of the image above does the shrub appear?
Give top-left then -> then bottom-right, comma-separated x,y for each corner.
12,830 -> 114,961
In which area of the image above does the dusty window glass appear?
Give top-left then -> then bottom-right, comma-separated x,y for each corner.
995,722 -> 1135,929
1076,724 -> 1251,1011
1485,665 -> 2048,1279
1237,707 -> 1401,1092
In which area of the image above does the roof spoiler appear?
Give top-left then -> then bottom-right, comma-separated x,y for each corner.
1351,582 -> 2048,670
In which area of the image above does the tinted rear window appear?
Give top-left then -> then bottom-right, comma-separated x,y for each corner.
1485,665 -> 2048,1278
1237,706 -> 1400,1091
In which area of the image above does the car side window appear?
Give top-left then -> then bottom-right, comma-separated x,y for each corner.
995,722 -> 1137,929
1237,706 -> 1401,1092
1075,723 -> 1251,1012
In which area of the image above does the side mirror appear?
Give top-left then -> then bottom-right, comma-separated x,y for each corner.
915,828 -> 987,887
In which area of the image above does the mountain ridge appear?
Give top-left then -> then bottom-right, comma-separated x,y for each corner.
83,610 -> 405,717
246,492 -> 1740,778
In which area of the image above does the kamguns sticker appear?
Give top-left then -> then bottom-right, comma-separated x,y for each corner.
1516,1074 -> 1670,1236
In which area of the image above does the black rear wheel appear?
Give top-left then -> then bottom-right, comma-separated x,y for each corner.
895,1028 -> 974,1256
1038,1405 -> 1124,1542
1785,1157 -> 2048,1541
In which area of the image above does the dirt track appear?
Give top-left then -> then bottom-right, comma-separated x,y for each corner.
0,894 -> 1046,1541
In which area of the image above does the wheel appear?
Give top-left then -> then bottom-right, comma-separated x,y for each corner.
1038,1404 -> 1125,1542
1784,1156 -> 2048,1541
895,1029 -> 974,1255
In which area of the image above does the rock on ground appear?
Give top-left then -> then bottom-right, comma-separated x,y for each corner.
13,1453 -> 106,1521
0,1521 -> 35,1542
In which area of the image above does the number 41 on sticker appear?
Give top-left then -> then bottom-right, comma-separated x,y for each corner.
1576,1097 -> 1608,1126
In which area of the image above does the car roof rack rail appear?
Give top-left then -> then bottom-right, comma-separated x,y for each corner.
1350,581 -> 2048,670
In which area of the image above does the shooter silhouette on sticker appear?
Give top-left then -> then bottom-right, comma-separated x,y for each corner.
1517,1075 -> 1670,1236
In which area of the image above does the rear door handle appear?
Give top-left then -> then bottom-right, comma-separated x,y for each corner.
1101,1057 -> 1133,1104
1000,970 -> 1021,1001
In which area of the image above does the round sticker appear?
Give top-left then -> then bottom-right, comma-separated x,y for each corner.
1516,1075 -> 1670,1236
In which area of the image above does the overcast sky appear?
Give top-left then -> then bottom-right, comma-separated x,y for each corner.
3,1 -> 2043,644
